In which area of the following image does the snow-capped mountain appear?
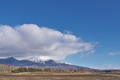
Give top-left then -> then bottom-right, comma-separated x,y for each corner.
0,57 -> 92,70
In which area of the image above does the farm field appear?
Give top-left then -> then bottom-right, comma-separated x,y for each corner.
0,72 -> 120,80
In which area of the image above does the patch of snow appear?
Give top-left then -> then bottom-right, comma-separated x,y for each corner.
34,59 -> 72,65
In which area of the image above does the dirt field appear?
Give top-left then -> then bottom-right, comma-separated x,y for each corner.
0,72 -> 120,80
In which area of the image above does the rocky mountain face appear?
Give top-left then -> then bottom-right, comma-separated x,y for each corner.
0,57 -> 91,70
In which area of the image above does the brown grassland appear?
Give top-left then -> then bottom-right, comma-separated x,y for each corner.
0,64 -> 120,80
0,72 -> 120,80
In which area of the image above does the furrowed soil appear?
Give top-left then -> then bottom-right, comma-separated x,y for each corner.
0,72 -> 120,80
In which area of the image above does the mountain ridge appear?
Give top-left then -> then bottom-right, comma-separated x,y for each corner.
0,57 -> 92,70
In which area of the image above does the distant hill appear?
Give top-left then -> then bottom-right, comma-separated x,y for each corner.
0,57 -> 92,70
0,64 -> 18,72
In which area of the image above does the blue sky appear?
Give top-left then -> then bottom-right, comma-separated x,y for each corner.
0,0 -> 120,69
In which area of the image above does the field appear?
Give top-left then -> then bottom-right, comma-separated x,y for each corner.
0,72 -> 120,80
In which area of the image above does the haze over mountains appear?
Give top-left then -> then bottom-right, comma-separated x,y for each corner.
0,57 -> 92,70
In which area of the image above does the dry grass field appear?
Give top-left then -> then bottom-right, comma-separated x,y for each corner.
0,72 -> 120,80
0,64 -> 120,80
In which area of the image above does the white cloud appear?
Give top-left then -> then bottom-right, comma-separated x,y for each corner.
87,50 -> 95,54
0,24 -> 96,61
79,54 -> 85,58
79,50 -> 96,59
64,30 -> 73,34
108,52 -> 120,56
108,53 -> 116,56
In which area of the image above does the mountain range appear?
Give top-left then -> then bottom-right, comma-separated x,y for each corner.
0,57 -> 92,70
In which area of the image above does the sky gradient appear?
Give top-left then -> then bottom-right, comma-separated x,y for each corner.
0,0 -> 120,69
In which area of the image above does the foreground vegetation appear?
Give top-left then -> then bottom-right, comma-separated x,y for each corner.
1,64 -> 120,80
11,67 -> 88,73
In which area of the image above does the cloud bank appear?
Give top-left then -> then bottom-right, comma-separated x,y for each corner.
0,24 -> 96,61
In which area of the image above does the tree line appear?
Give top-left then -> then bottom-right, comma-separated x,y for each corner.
11,68 -> 42,73
11,67 -> 88,73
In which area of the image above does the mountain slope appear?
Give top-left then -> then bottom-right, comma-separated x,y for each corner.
0,57 -> 92,70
